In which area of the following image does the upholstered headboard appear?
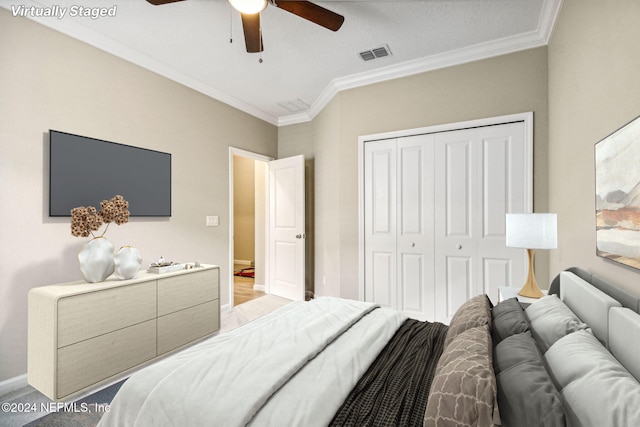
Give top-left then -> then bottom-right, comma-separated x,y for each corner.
542,269 -> 640,426
559,272 -> 621,347
549,266 -> 640,313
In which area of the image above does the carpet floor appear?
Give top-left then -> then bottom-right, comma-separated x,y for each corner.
0,295 -> 291,427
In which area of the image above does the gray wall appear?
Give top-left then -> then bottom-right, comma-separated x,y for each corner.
0,10 -> 277,382
548,0 -> 640,296
279,47 -> 550,299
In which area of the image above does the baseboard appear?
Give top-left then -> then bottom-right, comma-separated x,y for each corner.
0,373 -> 28,398
234,260 -> 253,266
253,284 -> 265,292
220,302 -> 231,313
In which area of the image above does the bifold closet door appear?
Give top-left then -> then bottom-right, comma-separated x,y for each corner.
364,120 -> 528,323
364,135 -> 435,320
433,122 -> 527,322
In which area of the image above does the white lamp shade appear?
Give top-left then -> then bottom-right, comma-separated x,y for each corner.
228,0 -> 267,14
506,213 -> 557,249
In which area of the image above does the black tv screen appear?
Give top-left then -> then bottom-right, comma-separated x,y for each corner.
49,130 -> 171,217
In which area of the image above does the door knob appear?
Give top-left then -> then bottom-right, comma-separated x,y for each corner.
411,242 -> 416,247
457,244 -> 462,250
296,234 -> 306,239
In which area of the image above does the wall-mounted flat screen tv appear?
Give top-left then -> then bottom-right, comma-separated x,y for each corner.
49,130 -> 171,217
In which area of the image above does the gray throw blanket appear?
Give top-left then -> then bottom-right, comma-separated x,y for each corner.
329,319 -> 449,427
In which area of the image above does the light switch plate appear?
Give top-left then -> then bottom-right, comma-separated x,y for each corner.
206,215 -> 219,227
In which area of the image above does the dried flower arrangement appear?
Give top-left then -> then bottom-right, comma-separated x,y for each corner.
71,195 -> 130,238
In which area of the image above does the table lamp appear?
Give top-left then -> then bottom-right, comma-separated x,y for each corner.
506,213 -> 557,298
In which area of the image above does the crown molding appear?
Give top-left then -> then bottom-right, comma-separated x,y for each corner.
4,0 -> 562,128
1,1 -> 280,125
278,0 -> 563,127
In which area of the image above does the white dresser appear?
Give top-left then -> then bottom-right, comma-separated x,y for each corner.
28,264 -> 219,401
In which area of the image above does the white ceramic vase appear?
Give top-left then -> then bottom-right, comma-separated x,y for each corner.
114,246 -> 142,280
78,237 -> 115,283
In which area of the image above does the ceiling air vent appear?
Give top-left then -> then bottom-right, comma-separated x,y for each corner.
277,98 -> 310,113
359,44 -> 392,62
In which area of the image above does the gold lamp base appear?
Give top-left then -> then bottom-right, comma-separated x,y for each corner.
518,248 -> 545,299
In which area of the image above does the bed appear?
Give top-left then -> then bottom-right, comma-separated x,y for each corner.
97,268 -> 640,427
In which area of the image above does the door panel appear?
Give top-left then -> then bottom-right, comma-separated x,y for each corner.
371,251 -> 394,306
396,135 -> 435,320
444,141 -> 472,237
365,136 -> 434,319
483,258 -> 512,295
435,123 -> 527,322
445,256 -> 472,321
478,124 -> 526,302
269,155 -> 305,301
365,140 -> 396,307
400,253 -> 423,313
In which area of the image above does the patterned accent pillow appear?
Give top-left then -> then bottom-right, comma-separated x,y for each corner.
424,324 -> 499,427
444,294 -> 492,349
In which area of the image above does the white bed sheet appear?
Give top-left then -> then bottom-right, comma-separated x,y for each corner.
98,297 -> 407,427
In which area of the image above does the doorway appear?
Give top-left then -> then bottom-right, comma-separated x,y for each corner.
229,148 -> 272,308
229,148 -> 307,309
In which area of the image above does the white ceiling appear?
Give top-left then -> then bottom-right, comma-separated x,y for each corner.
1,0 -> 562,126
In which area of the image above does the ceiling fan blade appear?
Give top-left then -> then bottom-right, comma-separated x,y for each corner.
241,13 -> 263,53
274,1 -> 344,31
146,0 -> 185,5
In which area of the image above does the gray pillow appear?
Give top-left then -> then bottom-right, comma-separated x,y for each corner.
493,331 -> 539,375
491,298 -> 529,345
495,332 -> 565,427
525,295 -> 589,352
546,328 -> 640,427
544,329 -> 609,389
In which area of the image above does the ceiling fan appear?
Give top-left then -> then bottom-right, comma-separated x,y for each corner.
146,0 -> 345,53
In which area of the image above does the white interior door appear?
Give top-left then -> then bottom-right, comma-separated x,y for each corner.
269,155 -> 305,301
434,122 -> 527,322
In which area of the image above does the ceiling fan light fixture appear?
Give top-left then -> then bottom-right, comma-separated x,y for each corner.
229,0 -> 267,14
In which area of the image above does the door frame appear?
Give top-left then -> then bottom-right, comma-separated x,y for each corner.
228,147 -> 274,309
357,112 -> 534,301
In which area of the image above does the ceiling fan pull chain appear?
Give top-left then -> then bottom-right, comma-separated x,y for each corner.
229,3 -> 233,44
258,18 -> 263,63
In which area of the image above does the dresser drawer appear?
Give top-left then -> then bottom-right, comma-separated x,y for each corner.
157,300 -> 219,355
157,269 -> 219,316
57,281 -> 156,348
57,319 -> 156,399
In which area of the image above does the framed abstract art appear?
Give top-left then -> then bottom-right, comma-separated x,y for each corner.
595,115 -> 640,269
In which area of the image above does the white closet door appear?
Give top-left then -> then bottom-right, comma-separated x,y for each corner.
396,135 -> 435,320
364,135 -> 435,319
364,140 -> 397,308
434,122 -> 527,322
363,120 -> 528,323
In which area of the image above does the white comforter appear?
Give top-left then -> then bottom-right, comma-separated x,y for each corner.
98,297 -> 407,427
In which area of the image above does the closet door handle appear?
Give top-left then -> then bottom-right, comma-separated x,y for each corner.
457,244 -> 462,250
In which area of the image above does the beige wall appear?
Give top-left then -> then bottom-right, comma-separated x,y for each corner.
0,10 -> 277,382
233,156 -> 256,263
280,47 -> 549,299
548,0 -> 640,295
